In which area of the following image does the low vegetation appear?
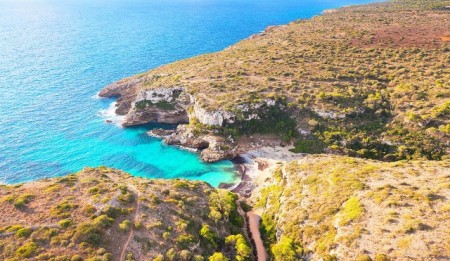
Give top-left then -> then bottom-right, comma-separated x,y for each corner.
0,168 -> 251,260
117,0 -> 449,161
1,0 -> 449,260
253,155 -> 450,260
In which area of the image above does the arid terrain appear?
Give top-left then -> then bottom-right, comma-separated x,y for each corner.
100,0 -> 450,163
1,0 -> 449,260
245,153 -> 450,260
0,168 -> 251,260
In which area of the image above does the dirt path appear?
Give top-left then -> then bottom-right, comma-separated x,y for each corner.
119,184 -> 140,261
105,173 -> 141,261
247,211 -> 267,261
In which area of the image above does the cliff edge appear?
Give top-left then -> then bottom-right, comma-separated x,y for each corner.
100,0 -> 450,162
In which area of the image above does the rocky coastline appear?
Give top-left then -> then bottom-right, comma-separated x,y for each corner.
99,82 -> 250,162
99,76 -> 306,191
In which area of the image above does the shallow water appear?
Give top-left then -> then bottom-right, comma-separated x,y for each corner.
0,0 -> 379,186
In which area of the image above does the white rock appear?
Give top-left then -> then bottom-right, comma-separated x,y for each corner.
136,87 -> 183,103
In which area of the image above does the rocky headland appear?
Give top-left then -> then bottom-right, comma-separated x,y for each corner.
100,0 -> 450,164
81,0 -> 450,260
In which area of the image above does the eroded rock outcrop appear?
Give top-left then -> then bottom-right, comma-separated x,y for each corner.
123,106 -> 188,126
122,87 -> 189,126
191,99 -> 235,126
199,135 -> 237,162
100,82 -> 241,161
100,78 -> 289,161
164,125 -> 209,149
163,125 -> 237,162
98,77 -> 142,115
147,128 -> 176,138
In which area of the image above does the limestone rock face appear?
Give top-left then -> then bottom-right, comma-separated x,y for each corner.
100,80 -> 280,162
163,125 -> 237,162
200,134 -> 237,162
136,87 -> 183,104
123,107 -> 188,126
164,125 -> 210,150
98,78 -> 142,115
123,87 -> 189,126
192,102 -> 235,126
312,108 -> 346,119
147,128 -> 176,138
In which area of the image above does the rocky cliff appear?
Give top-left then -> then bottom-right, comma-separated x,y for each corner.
100,0 -> 450,162
100,81 -> 292,161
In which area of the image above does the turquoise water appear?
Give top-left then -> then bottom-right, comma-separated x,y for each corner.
0,0 -> 379,186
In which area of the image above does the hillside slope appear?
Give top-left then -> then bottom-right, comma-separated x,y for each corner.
251,155 -> 450,260
100,0 -> 450,162
0,168 -> 251,261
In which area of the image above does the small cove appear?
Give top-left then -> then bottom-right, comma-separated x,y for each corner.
0,0 -> 381,186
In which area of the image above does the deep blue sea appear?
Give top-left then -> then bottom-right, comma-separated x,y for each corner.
0,0 -> 379,186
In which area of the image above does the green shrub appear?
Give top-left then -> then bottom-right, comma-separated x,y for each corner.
1,194 -> 15,204
118,193 -> 134,204
15,227 -> 32,238
194,255 -> 205,261
291,138 -> 326,154
135,100 -> 176,110
87,186 -> 100,194
153,255 -> 164,261
208,252 -> 229,261
31,227 -> 58,243
239,201 -> 252,212
102,206 -> 122,219
200,224 -> 219,248
125,252 -> 134,261
179,250 -> 193,261
72,215 -> 112,246
165,248 -> 177,261
54,255 -> 71,261
374,254 -> 390,261
163,231 -> 171,240
83,205 -> 97,215
15,241 -> 38,258
271,237 -> 298,261
176,234 -> 195,249
13,194 -> 35,208
323,254 -> 338,261
51,201 -> 77,218
260,213 -> 277,245
92,215 -> 114,229
134,221 -> 142,230
71,254 -> 83,261
336,197 -> 364,226
225,234 -> 252,261
119,220 -> 132,232
72,223 -> 101,246
155,100 -> 176,110
59,219 -> 73,229
356,254 -> 372,261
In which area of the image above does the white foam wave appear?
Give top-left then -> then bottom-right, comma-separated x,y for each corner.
91,92 -> 101,99
98,102 -> 125,127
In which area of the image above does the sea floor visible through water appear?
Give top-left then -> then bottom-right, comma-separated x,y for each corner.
0,0 -> 381,186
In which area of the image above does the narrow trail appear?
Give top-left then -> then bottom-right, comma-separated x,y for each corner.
119,184 -> 140,261
105,173 -> 140,261
247,210 -> 267,261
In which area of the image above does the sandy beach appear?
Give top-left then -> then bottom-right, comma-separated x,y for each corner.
232,143 -> 303,198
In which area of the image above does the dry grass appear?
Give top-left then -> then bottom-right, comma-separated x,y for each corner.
254,155 -> 450,260
0,168 -> 248,260
114,0 -> 450,161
